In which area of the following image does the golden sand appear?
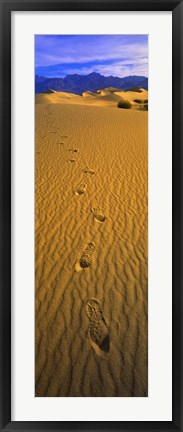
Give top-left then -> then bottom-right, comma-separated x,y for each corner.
35,88 -> 148,397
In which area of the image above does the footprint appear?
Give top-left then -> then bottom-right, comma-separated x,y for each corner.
61,135 -> 68,138
67,159 -> 76,164
91,206 -> 106,223
59,142 -> 65,145
89,320 -> 110,353
68,149 -> 78,153
75,242 -> 95,272
82,167 -> 95,175
75,184 -> 87,196
85,298 -> 110,354
85,298 -> 103,321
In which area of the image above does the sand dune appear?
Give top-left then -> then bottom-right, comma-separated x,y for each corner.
35,91 -> 81,105
36,87 -> 148,109
35,90 -> 148,397
115,89 -> 148,105
82,91 -> 100,98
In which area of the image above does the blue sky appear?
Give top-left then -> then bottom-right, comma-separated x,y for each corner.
35,35 -> 148,78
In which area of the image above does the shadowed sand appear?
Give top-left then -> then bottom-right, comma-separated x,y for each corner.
35,88 -> 148,397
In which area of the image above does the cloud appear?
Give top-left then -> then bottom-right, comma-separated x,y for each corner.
35,35 -> 148,78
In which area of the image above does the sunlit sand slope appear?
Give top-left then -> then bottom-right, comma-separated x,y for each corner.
35,101 -> 148,397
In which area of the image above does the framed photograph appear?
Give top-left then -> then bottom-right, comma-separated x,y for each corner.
0,0 -> 182,431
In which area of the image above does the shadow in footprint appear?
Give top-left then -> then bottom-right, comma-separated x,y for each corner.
67,159 -> 76,164
82,167 -> 95,175
68,149 -> 78,153
75,242 -> 95,272
91,206 -> 106,223
75,184 -> 87,196
85,298 -> 110,355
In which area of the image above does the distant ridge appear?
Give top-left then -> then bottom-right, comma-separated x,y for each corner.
35,72 -> 148,94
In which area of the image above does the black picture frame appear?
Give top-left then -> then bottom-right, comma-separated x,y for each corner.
0,0 -> 182,431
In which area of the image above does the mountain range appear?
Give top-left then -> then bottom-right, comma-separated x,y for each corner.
35,72 -> 148,94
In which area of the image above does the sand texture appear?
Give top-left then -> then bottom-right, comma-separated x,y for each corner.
35,88 -> 148,397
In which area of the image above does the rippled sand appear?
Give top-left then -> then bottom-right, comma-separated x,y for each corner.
35,89 -> 148,397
